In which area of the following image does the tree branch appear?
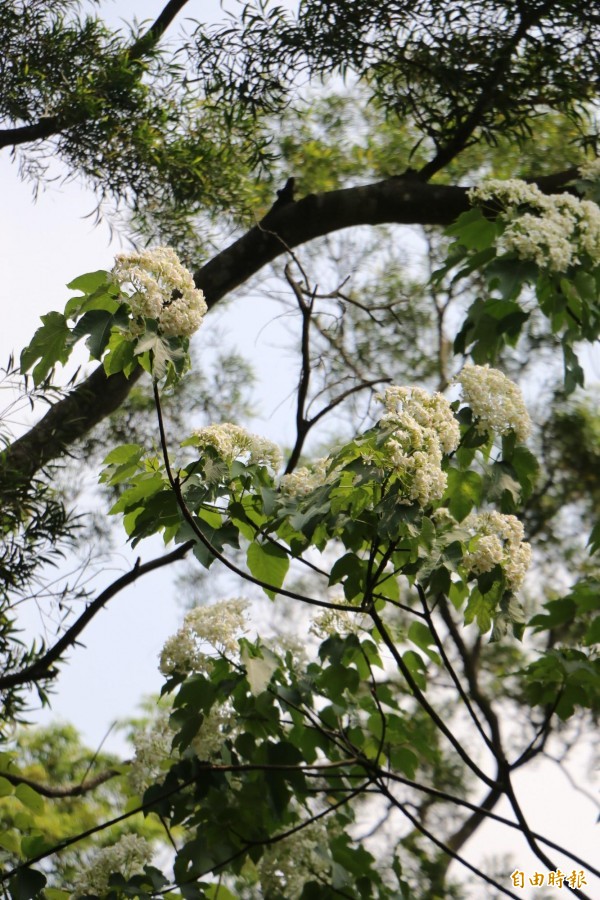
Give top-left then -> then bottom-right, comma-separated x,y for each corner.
0,0 -> 191,150
0,541 -> 194,690
1,168 -> 578,483
0,767 -> 119,799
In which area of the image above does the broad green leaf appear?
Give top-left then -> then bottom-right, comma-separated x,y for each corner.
66,269 -> 110,294
15,783 -> 44,814
408,621 -> 440,664
20,312 -> 73,385
446,207 -> 500,251
246,541 -> 289,599
563,342 -> 585,394
103,331 -> 138,376
589,520 -> 600,555
584,616 -> 600,646
44,891 -> 71,900
71,309 -> 118,359
205,885 -> 238,900
445,468 -> 483,521
135,333 -> 185,381
8,867 -> 47,900
0,775 -> 14,796
509,446 -> 539,499
0,830 -> 20,854
21,835 -> 54,859
102,443 -> 144,465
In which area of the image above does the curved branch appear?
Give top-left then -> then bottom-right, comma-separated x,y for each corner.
0,767 -> 119,799
0,540 -> 194,690
1,365 -> 142,484
128,0 -> 191,59
368,607 -> 496,789
1,168 -> 578,483
377,781 -> 522,900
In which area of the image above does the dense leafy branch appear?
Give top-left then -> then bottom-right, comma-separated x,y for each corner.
0,0 -> 190,150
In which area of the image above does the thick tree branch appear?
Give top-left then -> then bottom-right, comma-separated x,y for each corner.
1,168 -> 578,483
0,768 -> 119,799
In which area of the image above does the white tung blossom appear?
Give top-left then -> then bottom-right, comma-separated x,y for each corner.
191,704 -> 236,760
129,707 -> 176,795
111,246 -> 207,338
469,178 -> 600,271
457,364 -> 532,442
376,385 -> 460,507
193,422 -> 282,473
578,158 -> 600,181
71,834 -> 152,898
463,511 -> 532,591
310,605 -> 365,639
159,598 -> 249,676
258,821 -> 330,899
279,457 -> 331,496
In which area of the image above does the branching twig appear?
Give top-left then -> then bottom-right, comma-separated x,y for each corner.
0,541 -> 194,689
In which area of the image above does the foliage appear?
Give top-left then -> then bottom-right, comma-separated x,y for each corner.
1,1 -> 600,899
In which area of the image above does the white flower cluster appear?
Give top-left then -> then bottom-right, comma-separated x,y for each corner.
469,179 -> 600,271
457,364 -> 531,442
129,708 -> 176,795
578,158 -> 600,181
159,598 -> 249,676
71,834 -> 152,898
377,386 -> 460,507
310,606 -> 365,639
258,821 -> 330,899
191,704 -> 236,760
193,423 -> 282,473
463,511 -> 532,591
279,457 -> 330,497
111,246 -> 207,338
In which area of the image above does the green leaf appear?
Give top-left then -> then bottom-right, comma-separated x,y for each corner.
103,331 -> 138,376
205,885 -> 238,900
20,312 -> 73,385
589,520 -> 600,556
8,868 -> 47,900
44,891 -> 71,900
584,616 -> 600,646
0,775 -> 14,796
102,443 -> 145,466
71,309 -> 118,359
509,446 -> 539,500
408,621 -> 440,663
21,835 -> 54,859
446,207 -> 500,252
135,332 -> 186,381
445,469 -> 483,521
15,783 -> 44,814
66,269 -> 111,294
246,541 -> 289,599
563,342 -> 585,394
0,830 -> 20,854
329,552 -> 365,600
